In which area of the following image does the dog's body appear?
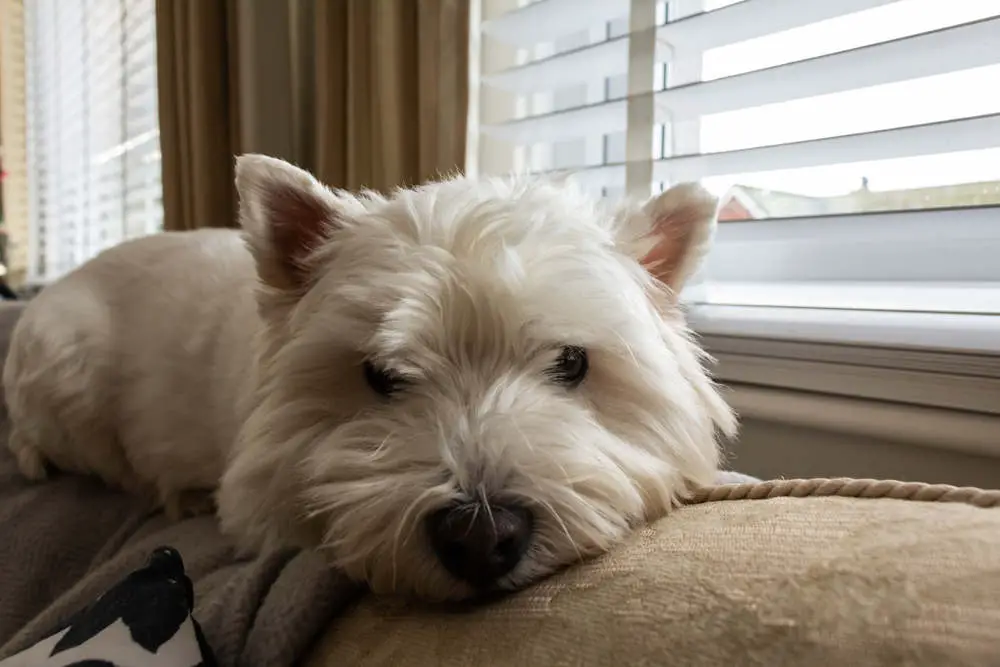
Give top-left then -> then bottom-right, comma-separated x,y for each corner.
4,155 -> 735,600
4,228 -> 256,515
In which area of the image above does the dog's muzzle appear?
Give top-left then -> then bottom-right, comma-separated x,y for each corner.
425,500 -> 534,589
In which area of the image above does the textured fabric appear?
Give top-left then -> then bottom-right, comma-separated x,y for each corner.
304,496 -> 1000,667
691,476 -> 1000,506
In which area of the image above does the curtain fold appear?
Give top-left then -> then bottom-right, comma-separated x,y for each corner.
314,0 -> 471,193
156,0 -> 470,231
155,0 -> 242,231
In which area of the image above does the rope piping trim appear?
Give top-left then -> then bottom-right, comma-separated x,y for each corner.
685,477 -> 1000,509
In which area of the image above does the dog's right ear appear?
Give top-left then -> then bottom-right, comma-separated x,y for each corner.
616,183 -> 719,301
235,154 -> 354,291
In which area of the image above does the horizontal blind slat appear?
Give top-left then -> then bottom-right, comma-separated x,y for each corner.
487,0 -> 904,92
483,0 -> 628,46
655,113 -> 1000,181
549,113 -> 1000,188
655,16 -> 1000,121
483,16 -> 1000,146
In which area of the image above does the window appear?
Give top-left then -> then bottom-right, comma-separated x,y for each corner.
23,0 -> 161,285
473,0 -> 1000,355
0,0 -> 31,286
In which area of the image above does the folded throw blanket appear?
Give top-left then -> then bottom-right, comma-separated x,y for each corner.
0,427 -> 365,666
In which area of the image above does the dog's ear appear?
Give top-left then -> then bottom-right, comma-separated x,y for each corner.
235,154 -> 355,291
621,183 -> 719,298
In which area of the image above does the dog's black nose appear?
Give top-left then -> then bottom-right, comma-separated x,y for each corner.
426,501 -> 534,588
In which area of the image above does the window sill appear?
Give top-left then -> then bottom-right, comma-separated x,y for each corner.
684,298 -> 1000,421
723,384 -> 1000,459
685,301 -> 1000,354
692,281 -> 1000,315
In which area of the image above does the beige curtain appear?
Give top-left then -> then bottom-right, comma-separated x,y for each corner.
313,0 -> 470,193
155,0 -> 470,231
155,0 -> 242,231
0,0 -> 32,285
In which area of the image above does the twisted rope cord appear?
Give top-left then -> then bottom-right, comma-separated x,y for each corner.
687,477 -> 1000,509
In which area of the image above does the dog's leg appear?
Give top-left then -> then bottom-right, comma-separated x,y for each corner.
161,487 -> 217,521
8,427 -> 51,481
3,298 -> 147,497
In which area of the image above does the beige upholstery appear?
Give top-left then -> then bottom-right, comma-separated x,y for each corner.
305,494 -> 1000,666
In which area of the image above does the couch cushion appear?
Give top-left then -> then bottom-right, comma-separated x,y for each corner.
305,494 -> 1000,666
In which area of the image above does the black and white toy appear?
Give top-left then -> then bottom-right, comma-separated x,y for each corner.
1,547 -> 216,667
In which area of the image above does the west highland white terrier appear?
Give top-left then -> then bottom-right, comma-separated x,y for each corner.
3,154 -> 736,600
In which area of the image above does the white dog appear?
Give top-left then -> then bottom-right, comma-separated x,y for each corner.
3,155 -> 736,601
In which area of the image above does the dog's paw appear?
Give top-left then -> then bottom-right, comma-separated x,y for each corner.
11,435 -> 50,482
162,488 -> 217,522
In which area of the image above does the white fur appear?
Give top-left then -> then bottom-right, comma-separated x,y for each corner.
3,155 -> 736,600
3,229 -> 254,517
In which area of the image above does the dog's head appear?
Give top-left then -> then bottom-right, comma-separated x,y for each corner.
220,154 -> 736,601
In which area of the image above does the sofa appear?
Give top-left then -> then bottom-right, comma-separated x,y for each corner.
1,300 -> 999,666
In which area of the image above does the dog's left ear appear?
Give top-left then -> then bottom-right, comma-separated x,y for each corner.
621,182 -> 719,298
235,154 -> 359,291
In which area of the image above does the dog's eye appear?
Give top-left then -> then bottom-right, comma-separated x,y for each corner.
363,360 -> 406,397
547,346 -> 588,388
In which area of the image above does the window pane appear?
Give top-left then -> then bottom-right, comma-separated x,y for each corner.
702,0 -> 999,81
509,18 -> 632,192
693,0 -> 1000,220
24,0 -> 163,283
705,149 -> 1000,221
700,66 -> 1000,153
